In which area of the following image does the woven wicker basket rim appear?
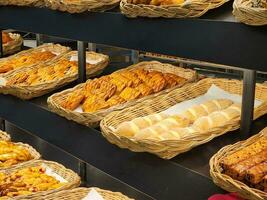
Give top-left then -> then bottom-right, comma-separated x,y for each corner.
209,128 -> 267,199
0,159 -> 81,200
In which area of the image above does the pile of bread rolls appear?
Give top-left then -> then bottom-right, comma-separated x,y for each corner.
116,99 -> 241,141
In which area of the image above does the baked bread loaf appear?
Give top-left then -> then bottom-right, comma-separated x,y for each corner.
116,113 -> 168,137
193,104 -> 241,131
181,99 -> 233,122
133,116 -> 191,140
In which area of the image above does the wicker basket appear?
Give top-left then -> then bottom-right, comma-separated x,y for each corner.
0,43 -> 71,75
210,127 -> 267,200
0,51 -> 109,100
120,0 -> 230,18
233,0 -> 267,25
45,0 -> 121,13
0,0 -> 44,6
0,142 -> 41,170
3,33 -> 23,56
0,130 -> 11,141
31,187 -> 134,200
48,61 -> 197,127
0,160 -> 81,200
100,78 -> 267,159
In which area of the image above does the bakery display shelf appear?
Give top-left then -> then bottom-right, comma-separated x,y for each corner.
5,122 -> 153,200
0,4 -> 267,71
0,93 -> 226,200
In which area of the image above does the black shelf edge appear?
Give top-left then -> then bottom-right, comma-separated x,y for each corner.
0,6 -> 267,71
0,94 -> 224,200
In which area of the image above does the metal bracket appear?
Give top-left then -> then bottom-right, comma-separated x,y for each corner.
36,34 -> 44,46
0,30 -> 3,57
78,161 -> 87,185
77,41 -> 86,83
131,50 -> 139,64
88,43 -> 96,52
240,69 -> 256,136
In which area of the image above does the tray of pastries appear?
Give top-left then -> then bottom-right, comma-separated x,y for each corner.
210,127 -> 267,200
0,51 -> 109,100
0,140 -> 41,170
120,0 -> 230,18
100,78 -> 267,159
0,43 -> 70,75
0,131 -> 10,142
0,160 -> 80,199
31,187 -> 134,200
0,0 -> 44,7
233,0 -> 267,25
48,61 -> 197,127
45,0 -> 121,13
2,32 -> 23,56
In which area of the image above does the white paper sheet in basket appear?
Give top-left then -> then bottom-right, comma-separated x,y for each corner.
0,77 -> 7,86
162,84 -> 263,116
41,164 -> 67,183
82,188 -> 105,200
70,55 -> 103,65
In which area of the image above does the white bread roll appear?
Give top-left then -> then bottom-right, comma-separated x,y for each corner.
181,99 -> 233,122
115,113 -> 168,137
193,104 -> 241,131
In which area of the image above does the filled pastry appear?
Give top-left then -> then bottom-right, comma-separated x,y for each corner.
220,136 -> 267,192
0,141 -> 34,168
61,68 -> 188,113
0,166 -> 65,198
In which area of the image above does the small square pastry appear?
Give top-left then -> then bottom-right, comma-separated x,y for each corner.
119,87 -> 141,101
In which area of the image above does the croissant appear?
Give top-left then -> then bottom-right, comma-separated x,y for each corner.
193,104 -> 241,131
115,113 -> 168,137
181,99 -> 234,122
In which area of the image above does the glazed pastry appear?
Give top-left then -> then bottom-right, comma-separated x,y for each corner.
220,137 -> 267,171
0,141 -> 33,168
116,113 -> 168,137
0,166 -> 65,198
246,162 -> 267,184
0,51 -> 56,74
224,150 -> 267,181
61,67 -> 189,113
193,104 -> 241,131
181,99 -> 234,122
62,90 -> 85,110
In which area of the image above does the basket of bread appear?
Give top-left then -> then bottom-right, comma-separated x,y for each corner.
100,78 -> 267,159
210,127 -> 267,200
45,0 -> 121,13
2,32 -> 23,56
233,0 -> 267,25
0,51 -> 109,100
0,0 -> 44,7
31,187 -> 134,200
48,61 -> 197,127
0,43 -> 70,75
0,160 -> 80,199
120,0 -> 230,18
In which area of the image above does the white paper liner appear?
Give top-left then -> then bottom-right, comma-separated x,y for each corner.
41,164 -> 67,183
74,106 -> 83,113
41,49 -> 60,56
82,189 -> 105,200
70,55 -> 103,65
162,84 -> 262,116
0,77 -> 7,86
